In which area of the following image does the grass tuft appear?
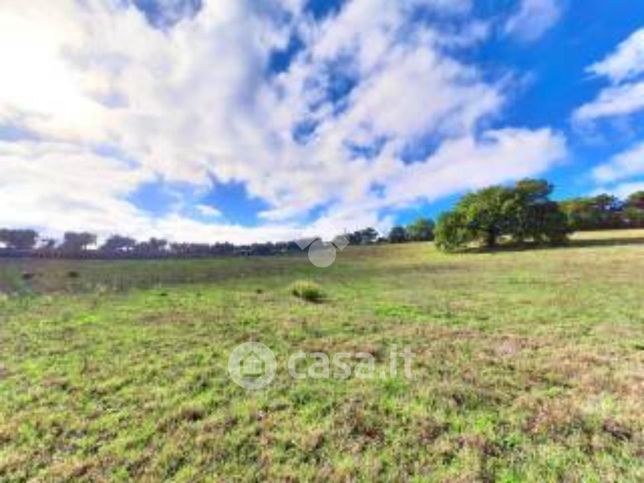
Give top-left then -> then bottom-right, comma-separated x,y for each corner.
290,280 -> 325,303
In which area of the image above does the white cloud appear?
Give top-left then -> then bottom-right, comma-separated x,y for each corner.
0,0 -> 567,242
588,28 -> 644,84
0,139 -> 152,236
504,0 -> 561,42
384,128 -> 567,205
573,81 -> 644,122
196,204 -> 222,217
574,28 -> 644,123
593,142 -> 644,183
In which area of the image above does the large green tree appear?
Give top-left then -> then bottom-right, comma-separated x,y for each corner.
435,179 -> 570,251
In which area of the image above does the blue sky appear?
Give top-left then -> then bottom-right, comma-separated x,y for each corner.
1,0 -> 644,242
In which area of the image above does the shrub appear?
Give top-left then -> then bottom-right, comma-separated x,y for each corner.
290,280 -> 325,303
21,272 -> 36,280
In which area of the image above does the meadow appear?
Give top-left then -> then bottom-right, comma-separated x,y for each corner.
0,230 -> 642,481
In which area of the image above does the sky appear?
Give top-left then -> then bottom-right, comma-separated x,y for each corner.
1,0 -> 644,243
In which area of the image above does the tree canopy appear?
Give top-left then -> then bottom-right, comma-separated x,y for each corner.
406,218 -> 435,241
388,226 -> 408,244
435,179 -> 570,251
0,229 -> 38,250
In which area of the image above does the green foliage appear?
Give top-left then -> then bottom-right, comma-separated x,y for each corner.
434,211 -> 473,251
624,206 -> 644,227
509,180 -> 570,244
460,185 -> 515,247
626,191 -> 644,210
290,280 -> 325,302
559,194 -> 625,231
388,226 -> 408,244
350,227 -> 379,245
386,218 -> 435,244
0,228 -> 38,250
101,235 -> 137,253
435,179 -> 570,251
406,217 -> 435,241
61,231 -> 97,252
624,191 -> 644,227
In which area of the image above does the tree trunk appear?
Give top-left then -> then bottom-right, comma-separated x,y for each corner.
486,231 -> 497,248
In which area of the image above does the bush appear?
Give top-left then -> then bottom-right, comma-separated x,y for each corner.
21,272 -> 36,281
290,280 -> 325,303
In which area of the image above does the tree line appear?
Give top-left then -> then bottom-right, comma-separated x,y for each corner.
1,182 -> 642,257
386,184 -> 643,250
0,227 -> 392,259
433,181 -> 644,251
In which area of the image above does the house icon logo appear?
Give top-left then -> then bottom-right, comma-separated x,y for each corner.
228,342 -> 276,390
296,235 -> 350,268
241,352 -> 265,377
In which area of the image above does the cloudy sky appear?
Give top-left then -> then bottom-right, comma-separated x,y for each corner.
1,0 -> 643,243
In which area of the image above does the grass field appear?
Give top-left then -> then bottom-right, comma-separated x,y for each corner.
0,230 -> 643,481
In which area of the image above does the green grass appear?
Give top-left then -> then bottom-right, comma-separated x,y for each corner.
0,231 -> 643,481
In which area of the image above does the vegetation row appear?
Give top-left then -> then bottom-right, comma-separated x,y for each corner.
1,181 -> 643,257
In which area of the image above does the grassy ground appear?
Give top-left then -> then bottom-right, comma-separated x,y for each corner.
0,231 -> 642,481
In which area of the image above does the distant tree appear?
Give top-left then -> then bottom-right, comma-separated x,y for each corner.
559,198 -> 592,230
346,231 -> 362,245
406,217 -> 435,241
388,226 -> 408,244
61,232 -> 96,252
560,194 -> 624,230
0,229 -> 38,250
101,235 -> 137,253
39,238 -> 57,250
211,242 -> 236,256
169,243 -> 186,256
345,227 -> 379,245
626,191 -> 644,211
250,242 -> 274,256
135,238 -> 168,255
358,227 -> 379,245
624,191 -> 644,227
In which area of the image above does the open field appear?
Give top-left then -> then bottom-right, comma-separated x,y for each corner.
0,230 -> 643,481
